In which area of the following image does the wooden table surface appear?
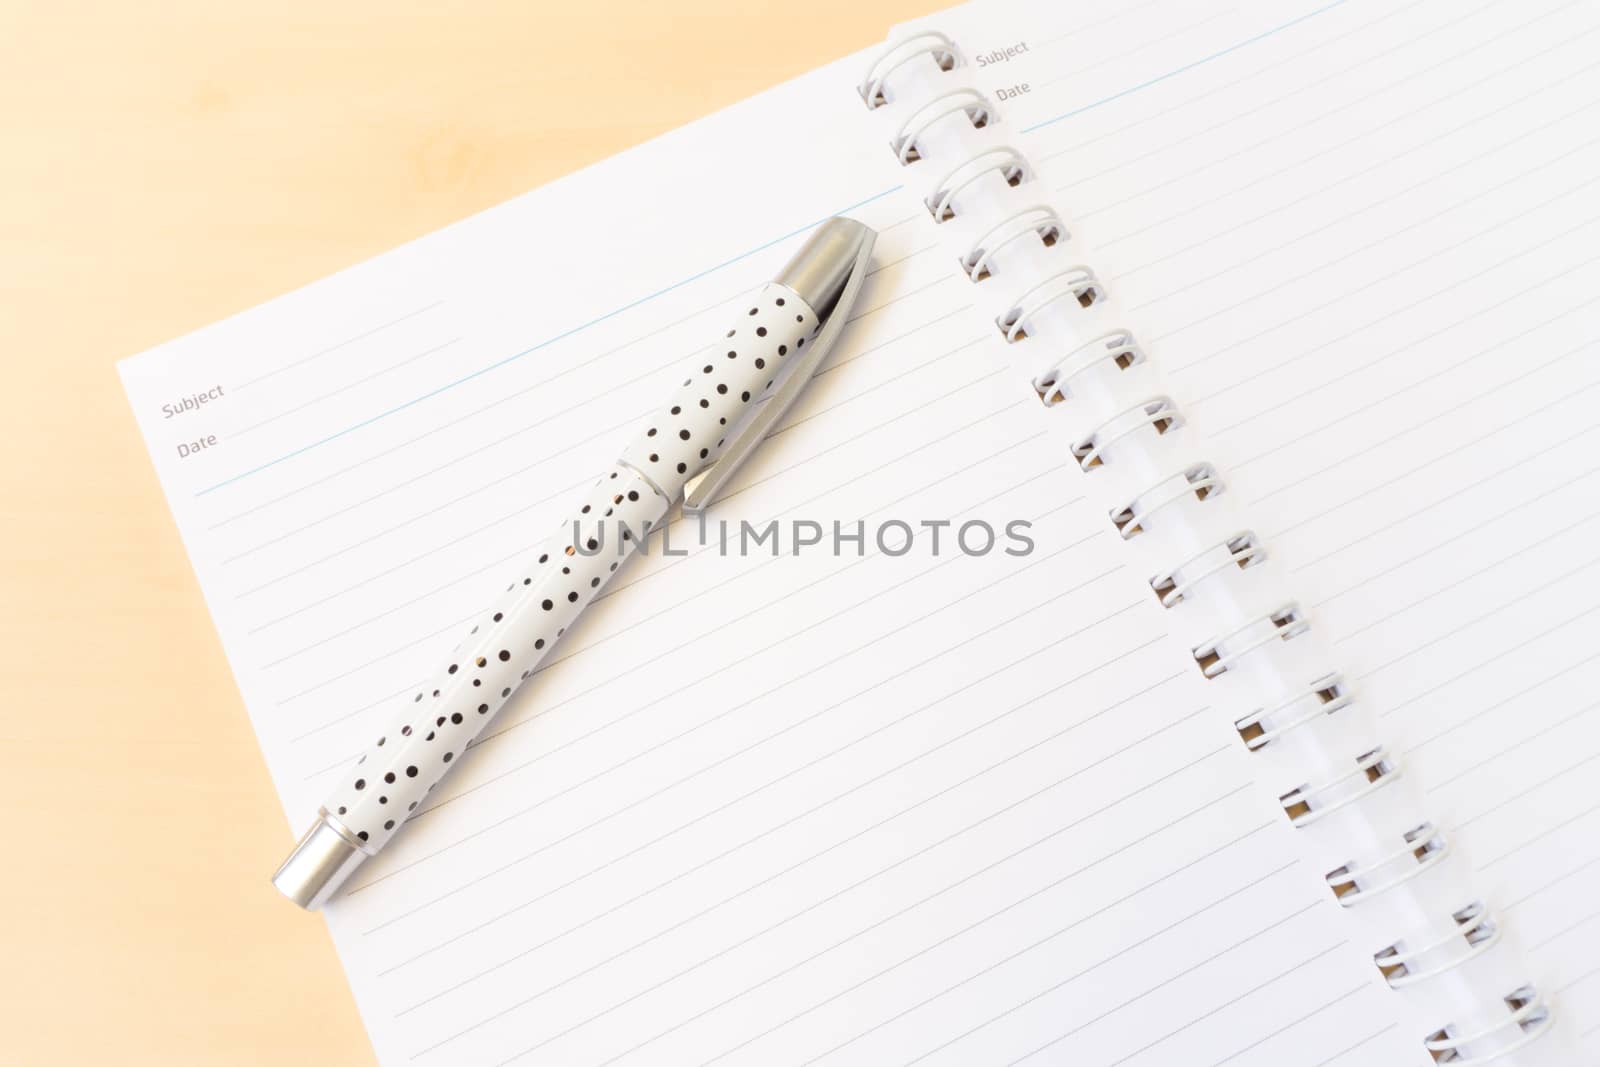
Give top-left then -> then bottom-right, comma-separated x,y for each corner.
0,3 -> 928,1062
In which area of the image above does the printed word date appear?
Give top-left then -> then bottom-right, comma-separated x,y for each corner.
177,434 -> 218,459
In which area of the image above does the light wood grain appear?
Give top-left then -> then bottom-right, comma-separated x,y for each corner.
0,2 -> 928,1062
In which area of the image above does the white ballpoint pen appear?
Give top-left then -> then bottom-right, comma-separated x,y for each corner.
273,217 -> 877,909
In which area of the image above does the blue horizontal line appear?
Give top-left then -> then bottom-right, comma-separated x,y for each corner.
1022,0 -> 1350,133
196,185 -> 903,496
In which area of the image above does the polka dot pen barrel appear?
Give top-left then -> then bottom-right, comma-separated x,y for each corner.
273,218 -> 876,909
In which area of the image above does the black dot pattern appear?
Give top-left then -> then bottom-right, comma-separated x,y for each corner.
619,284 -> 817,498
323,466 -> 669,851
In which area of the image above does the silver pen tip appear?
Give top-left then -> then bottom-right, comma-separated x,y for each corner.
775,217 -> 876,322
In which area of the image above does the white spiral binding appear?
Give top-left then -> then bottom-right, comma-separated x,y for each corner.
1278,746 -> 1401,828
1032,330 -> 1144,406
960,205 -> 1066,281
996,266 -> 1103,341
1375,900 -> 1501,988
864,30 -> 1561,1064
1152,530 -> 1265,609
927,146 -> 1030,221
1109,463 -> 1222,540
859,31 -> 958,109
1192,602 -> 1309,679
1232,670 -> 1348,749
1325,821 -> 1450,906
1070,396 -> 1182,472
892,89 -> 992,164
1426,987 -> 1557,1062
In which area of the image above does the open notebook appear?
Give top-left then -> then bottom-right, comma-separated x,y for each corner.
120,0 -> 1600,1062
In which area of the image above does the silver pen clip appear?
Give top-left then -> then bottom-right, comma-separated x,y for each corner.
683,217 -> 878,514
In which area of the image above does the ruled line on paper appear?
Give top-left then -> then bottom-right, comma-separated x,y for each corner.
1165,209 -> 1600,383
217,287 -> 970,567
591,371 -> 1017,601
1306,1024 -> 1400,1067
1033,0 -> 1174,53
291,680 -> 423,745
1034,9 -> 1238,94
1188,247 -> 1600,415
1032,0 -> 1435,167
1336,536 -> 1600,647
1074,942 -> 1353,1067
389,675 -> 1203,1031
1557,964 -> 1600,994
519,431 -> 1051,688
234,300 -> 447,391
1453,747 -> 1600,832
1084,6 -> 1595,243
215,254 -> 950,565
733,828 -> 1285,1067
1350,554 -> 1600,676
208,293 -> 740,533
237,326 -> 984,606
285,434 -> 1058,755
269,386 -> 1030,710
1274,399 -> 1600,562
1425,697 -> 1600,792
247,302 -> 994,629
248,315 -> 999,643
194,186 -> 907,496
1401,646 -> 1600,747
1202,982 -> 1373,1067
1223,291 -> 1600,463
378,669 -> 1193,983
350,564 -> 1140,901
1050,0 -> 1493,188
942,910 -> 1337,1067
1019,0 -> 1352,133
430,455 -> 1077,768
1123,117 -> 1600,319
1474,798 -> 1600,871
1312,483 -> 1600,609
1377,604 -> 1600,720
1525,900 -> 1600,951
605,782 -> 1266,1067
279,611 -> 480,711
230,337 -> 465,440
1247,352 -> 1600,509
416,745 -> 1238,1061
1506,853 -> 1600,916
391,525 -> 1111,837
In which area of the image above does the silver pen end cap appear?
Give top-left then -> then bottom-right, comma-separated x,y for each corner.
272,813 -> 368,911
775,216 -> 875,322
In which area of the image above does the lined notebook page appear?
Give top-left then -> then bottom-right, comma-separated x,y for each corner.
932,0 -> 1600,1056
119,44 -> 1381,1067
